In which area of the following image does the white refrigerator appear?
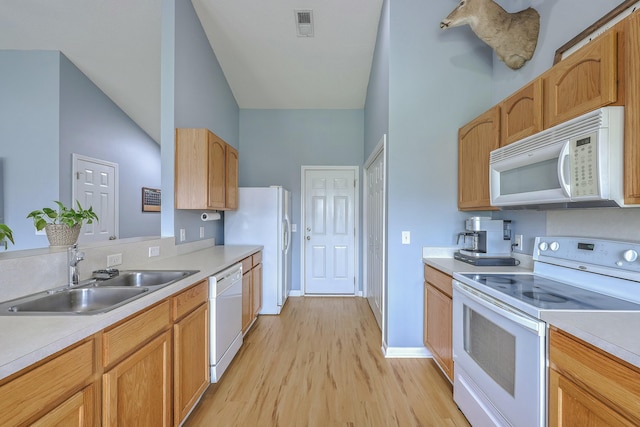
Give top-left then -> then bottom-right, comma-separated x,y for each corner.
224,187 -> 292,314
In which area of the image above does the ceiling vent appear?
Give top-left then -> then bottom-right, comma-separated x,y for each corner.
294,10 -> 314,37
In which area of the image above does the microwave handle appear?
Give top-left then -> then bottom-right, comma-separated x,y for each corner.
558,140 -> 571,197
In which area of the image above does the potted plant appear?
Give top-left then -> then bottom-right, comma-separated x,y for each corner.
27,200 -> 99,247
0,224 -> 14,250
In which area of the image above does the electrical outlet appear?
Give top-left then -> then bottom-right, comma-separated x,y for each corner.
402,231 -> 410,245
107,253 -> 123,267
148,246 -> 160,257
200,226 -> 205,238
515,234 -> 523,251
180,228 -> 186,242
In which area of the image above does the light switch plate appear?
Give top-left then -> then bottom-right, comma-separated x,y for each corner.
402,231 -> 410,245
180,228 -> 186,242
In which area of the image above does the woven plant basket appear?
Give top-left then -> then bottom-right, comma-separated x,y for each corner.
45,224 -> 82,247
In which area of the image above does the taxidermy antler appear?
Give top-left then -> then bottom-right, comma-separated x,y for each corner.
440,0 -> 540,70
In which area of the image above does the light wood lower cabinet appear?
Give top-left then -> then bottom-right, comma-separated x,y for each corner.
242,251 -> 263,335
173,280 -> 210,426
103,330 -> 172,426
423,265 -> 453,382
548,327 -> 640,426
0,336 -> 99,426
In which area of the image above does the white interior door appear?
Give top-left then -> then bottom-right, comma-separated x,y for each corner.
303,167 -> 357,295
72,154 -> 118,244
364,138 -> 385,330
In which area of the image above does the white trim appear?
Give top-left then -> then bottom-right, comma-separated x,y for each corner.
71,153 -> 120,240
383,346 -> 432,359
300,166 -> 360,296
363,134 -> 388,349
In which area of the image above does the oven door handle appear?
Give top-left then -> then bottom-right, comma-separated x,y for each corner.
454,281 -> 545,336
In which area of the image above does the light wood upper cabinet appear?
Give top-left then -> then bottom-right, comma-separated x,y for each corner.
548,327 -> 640,426
500,79 -> 543,146
625,10 -> 640,204
423,265 -> 453,382
225,144 -> 239,210
458,106 -> 500,211
543,30 -> 619,128
175,128 -> 239,210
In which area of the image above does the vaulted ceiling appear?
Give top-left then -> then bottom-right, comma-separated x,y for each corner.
0,0 -> 383,143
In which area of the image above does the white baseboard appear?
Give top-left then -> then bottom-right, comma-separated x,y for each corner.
288,290 -> 303,297
383,346 -> 432,358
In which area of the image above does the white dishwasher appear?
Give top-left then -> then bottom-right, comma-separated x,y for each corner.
209,263 -> 243,382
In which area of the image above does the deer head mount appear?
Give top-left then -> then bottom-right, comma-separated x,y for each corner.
440,0 -> 540,70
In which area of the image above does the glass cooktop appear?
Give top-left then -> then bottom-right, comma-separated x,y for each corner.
458,273 -> 640,315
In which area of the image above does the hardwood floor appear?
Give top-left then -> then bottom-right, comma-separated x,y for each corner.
185,297 -> 470,427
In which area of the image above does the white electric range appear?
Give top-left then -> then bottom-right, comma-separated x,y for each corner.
452,236 -> 640,427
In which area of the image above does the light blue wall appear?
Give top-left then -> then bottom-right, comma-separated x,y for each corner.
1,50 -> 161,251
171,0 -> 240,245
0,51 -> 59,251
382,0 -> 494,347
364,0 -> 390,156
239,109 -> 364,290
58,53 -> 161,240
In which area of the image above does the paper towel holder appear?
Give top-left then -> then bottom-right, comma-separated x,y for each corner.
201,212 -> 221,221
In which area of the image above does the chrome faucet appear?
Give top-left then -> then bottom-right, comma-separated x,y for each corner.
67,243 -> 85,286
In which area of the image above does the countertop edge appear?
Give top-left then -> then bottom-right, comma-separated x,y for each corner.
0,244 -> 262,381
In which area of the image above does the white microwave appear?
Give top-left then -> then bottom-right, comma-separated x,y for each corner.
490,106 -> 628,209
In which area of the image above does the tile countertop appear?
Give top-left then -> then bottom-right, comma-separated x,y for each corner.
0,244 -> 262,381
423,249 -> 640,369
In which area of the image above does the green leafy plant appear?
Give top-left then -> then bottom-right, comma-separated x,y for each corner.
27,200 -> 99,231
0,224 -> 14,250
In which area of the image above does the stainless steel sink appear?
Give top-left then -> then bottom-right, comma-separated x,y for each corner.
0,287 -> 149,315
92,270 -> 199,289
0,270 -> 199,315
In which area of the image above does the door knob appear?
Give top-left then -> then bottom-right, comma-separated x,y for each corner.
306,236 -> 311,240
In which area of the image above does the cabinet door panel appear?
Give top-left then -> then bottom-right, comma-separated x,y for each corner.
225,145 -> 239,210
458,106 -> 500,211
207,133 -> 226,209
103,330 -> 172,427
544,30 -> 617,127
424,284 -> 453,381
252,263 -> 263,317
625,11 -> 640,203
500,79 -> 543,146
31,385 -> 96,427
242,271 -> 252,334
174,303 -> 210,425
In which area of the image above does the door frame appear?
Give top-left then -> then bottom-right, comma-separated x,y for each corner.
300,165 -> 360,296
72,153 -> 119,241
363,135 -> 387,342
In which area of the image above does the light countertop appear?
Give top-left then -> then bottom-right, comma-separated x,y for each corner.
0,244 -> 261,381
424,253 -> 640,368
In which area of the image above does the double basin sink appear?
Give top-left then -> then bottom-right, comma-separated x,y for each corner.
0,270 -> 199,315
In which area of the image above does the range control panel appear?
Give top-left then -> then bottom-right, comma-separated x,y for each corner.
534,236 -> 640,279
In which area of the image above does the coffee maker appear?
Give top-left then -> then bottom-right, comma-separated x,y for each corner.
454,217 -> 518,266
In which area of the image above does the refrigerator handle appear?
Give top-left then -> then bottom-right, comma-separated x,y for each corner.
283,217 -> 292,253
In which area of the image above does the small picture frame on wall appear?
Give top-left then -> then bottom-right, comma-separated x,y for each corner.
554,0 -> 639,63
142,187 -> 161,212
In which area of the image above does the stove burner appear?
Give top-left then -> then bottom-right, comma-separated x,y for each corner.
523,291 -> 568,303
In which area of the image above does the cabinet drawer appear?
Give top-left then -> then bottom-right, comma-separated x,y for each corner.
549,327 -> 640,423
0,337 -> 97,425
103,300 -> 171,368
252,251 -> 262,266
424,265 -> 453,297
241,256 -> 252,274
172,279 -> 208,321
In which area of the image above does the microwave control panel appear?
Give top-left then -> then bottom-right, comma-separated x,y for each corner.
570,133 -> 598,197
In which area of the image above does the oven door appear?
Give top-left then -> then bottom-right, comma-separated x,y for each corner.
453,280 -> 546,427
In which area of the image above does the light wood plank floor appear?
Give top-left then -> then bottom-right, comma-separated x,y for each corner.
185,297 -> 470,427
